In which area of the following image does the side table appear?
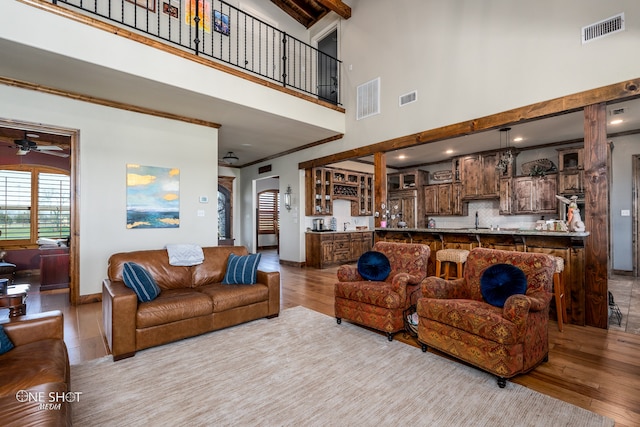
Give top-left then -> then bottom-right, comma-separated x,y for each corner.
0,285 -> 30,317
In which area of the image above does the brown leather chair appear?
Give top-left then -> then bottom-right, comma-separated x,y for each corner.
335,241 -> 430,340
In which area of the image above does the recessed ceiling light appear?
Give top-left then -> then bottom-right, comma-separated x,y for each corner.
610,119 -> 623,125
513,137 -> 523,142
26,133 -> 39,138
398,154 -> 407,160
445,149 -> 454,154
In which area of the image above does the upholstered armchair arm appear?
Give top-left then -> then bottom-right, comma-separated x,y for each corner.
421,277 -> 469,299
524,289 -> 553,311
502,294 -> 532,329
390,272 -> 424,303
337,265 -> 363,282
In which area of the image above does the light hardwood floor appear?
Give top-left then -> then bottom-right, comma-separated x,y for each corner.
4,252 -> 640,426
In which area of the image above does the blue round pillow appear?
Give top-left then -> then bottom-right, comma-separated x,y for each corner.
357,251 -> 391,281
480,263 -> 527,307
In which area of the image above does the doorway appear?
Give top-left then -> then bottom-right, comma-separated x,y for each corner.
0,119 -> 79,304
634,155 -> 640,277
317,28 -> 339,105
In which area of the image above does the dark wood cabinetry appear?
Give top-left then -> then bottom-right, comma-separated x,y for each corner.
513,174 -> 558,214
424,183 -> 467,216
557,148 -> 584,195
459,153 -> 501,199
306,167 -> 373,216
305,231 -> 373,269
39,247 -> 70,291
387,170 -> 428,228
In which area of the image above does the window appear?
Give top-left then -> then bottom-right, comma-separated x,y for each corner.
258,190 -> 279,234
0,166 -> 70,244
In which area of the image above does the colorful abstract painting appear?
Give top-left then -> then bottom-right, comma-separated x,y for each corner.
126,164 -> 180,229
185,0 -> 211,33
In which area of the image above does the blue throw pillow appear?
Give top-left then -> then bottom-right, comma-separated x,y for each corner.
480,263 -> 528,307
357,251 -> 391,281
0,325 -> 14,355
122,262 -> 161,302
222,253 -> 262,284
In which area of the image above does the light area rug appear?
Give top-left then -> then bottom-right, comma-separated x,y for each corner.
71,306 -> 613,426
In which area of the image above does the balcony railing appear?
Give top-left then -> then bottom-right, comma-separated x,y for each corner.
50,0 -> 341,105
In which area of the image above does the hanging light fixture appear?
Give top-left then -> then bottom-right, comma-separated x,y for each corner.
495,127 -> 513,172
222,151 -> 239,165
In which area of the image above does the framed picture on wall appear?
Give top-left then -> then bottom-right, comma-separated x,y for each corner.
126,0 -> 156,13
162,2 -> 179,19
214,11 -> 230,36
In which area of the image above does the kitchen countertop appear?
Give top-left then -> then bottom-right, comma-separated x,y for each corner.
306,229 -> 373,233
375,227 -> 590,238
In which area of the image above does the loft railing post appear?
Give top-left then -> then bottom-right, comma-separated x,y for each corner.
281,33 -> 287,88
193,0 -> 201,56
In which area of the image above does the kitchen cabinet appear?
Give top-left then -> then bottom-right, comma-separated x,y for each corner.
459,153 -> 505,199
513,174 -> 558,214
352,173 -> 374,216
388,190 -> 423,228
305,231 -> 373,269
387,170 -> 428,191
499,178 -> 513,215
424,183 -> 467,216
557,148 -> 584,195
306,167 -> 333,216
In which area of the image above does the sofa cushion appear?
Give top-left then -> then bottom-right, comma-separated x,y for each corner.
192,246 -> 249,287
0,325 -> 14,355
123,262 -> 161,302
480,263 -> 527,307
197,283 -> 269,312
357,251 -> 391,281
0,339 -> 69,397
222,253 -> 261,285
136,289 -> 213,329
108,250 -> 192,290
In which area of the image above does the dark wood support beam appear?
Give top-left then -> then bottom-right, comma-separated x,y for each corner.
374,152 -> 386,228
316,0 -> 351,19
583,103 -> 609,329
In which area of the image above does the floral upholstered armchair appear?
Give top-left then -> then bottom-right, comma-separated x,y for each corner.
416,248 -> 554,388
335,241 -> 430,341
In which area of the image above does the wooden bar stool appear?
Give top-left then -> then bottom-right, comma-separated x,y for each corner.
435,249 -> 469,279
553,256 -> 568,331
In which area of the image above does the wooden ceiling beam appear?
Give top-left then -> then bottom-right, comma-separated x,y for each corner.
316,0 -> 351,19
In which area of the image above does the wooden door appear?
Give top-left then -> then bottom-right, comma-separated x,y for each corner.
481,153 -> 499,196
424,185 -> 438,215
514,177 -> 535,213
437,184 -> 452,215
536,175 -> 558,213
460,155 -> 481,198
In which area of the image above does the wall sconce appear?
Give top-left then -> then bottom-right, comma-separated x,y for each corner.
284,185 -> 292,211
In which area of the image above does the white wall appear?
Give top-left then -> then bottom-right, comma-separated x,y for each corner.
0,85 -> 219,296
611,135 -> 640,271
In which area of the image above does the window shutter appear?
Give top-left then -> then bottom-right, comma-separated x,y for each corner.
258,190 -> 279,234
0,170 -> 32,240
38,172 -> 71,239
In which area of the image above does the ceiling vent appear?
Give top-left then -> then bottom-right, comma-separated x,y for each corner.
610,107 -> 626,116
399,90 -> 418,107
582,13 -> 625,44
356,77 -> 380,120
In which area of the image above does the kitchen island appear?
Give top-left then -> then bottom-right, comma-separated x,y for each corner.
375,227 -> 590,326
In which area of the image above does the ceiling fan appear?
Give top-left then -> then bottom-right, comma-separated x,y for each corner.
11,133 -> 69,158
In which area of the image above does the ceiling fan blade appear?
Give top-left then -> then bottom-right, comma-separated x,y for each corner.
34,145 -> 63,151
35,150 -> 69,158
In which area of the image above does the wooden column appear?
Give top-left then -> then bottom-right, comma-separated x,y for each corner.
583,103 -> 609,328
374,152 -> 387,228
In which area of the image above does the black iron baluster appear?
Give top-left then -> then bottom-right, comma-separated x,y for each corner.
193,0 -> 201,56
281,33 -> 287,88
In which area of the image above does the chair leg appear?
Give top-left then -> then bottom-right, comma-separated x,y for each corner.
421,343 -> 428,352
553,273 -> 564,332
336,318 -> 341,325
497,377 -> 507,388
435,260 -> 442,278
386,332 -> 394,342
443,262 -> 450,280
456,261 -> 464,279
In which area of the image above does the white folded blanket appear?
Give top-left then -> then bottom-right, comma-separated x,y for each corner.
166,244 -> 204,266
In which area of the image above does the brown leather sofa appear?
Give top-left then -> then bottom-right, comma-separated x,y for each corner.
0,310 -> 71,426
103,246 -> 280,361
